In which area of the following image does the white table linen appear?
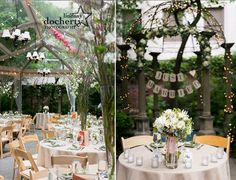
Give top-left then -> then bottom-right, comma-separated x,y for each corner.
36,113 -> 53,129
37,140 -> 106,168
117,145 -> 230,180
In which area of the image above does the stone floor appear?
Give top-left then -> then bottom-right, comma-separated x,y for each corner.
0,131 -> 236,180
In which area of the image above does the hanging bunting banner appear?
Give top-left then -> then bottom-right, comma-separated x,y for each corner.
153,85 -> 161,94
177,73 -> 184,82
154,70 -> 199,82
178,89 -> 185,97
163,73 -> 169,82
189,70 -> 196,77
169,90 -> 176,99
147,69 -> 201,98
169,73 -> 176,82
155,71 -> 162,80
146,80 -> 155,89
161,88 -> 168,97
185,85 -> 193,94
192,80 -> 201,89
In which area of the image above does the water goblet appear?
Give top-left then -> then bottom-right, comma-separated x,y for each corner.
211,153 -> 217,163
98,160 -> 108,179
124,149 -> 130,159
151,157 -> 159,168
185,158 -> 192,169
216,147 -> 224,159
128,153 -> 135,163
136,156 -> 143,166
201,156 -> 209,166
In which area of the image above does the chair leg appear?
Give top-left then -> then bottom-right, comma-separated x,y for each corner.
12,160 -> 16,180
16,173 -> 21,180
0,142 -> 3,159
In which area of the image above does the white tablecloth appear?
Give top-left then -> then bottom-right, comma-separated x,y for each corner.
37,140 -> 106,168
36,113 -> 53,129
117,145 -> 231,180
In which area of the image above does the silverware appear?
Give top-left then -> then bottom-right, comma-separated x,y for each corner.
145,145 -> 153,152
197,144 -> 204,150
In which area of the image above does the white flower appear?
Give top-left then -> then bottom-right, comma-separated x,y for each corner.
84,31 -> 95,41
202,61 -> 210,67
153,108 -> 192,139
140,39 -> 147,45
127,48 -> 137,61
105,32 -> 116,45
104,52 -> 115,63
177,121 -> 185,129
156,133 -> 161,140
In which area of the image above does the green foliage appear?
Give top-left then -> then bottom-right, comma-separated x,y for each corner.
0,1 -> 28,29
126,53 -> 236,135
116,111 -> 134,137
116,111 -> 134,154
116,0 -> 140,38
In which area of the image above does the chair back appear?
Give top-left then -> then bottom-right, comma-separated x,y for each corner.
121,135 -> 153,150
0,125 -> 13,142
12,120 -> 23,138
9,140 -> 21,156
29,169 -> 48,180
41,130 -> 56,139
73,174 -> 95,180
51,155 -> 88,168
14,148 -> 39,172
193,135 -> 231,156
32,115 -> 36,123
21,118 -> 30,136
19,134 -> 39,153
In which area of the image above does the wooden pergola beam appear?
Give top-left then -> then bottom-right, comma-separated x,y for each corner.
44,44 -> 73,71
20,1 -> 43,39
0,40 -> 44,61
0,65 -> 71,77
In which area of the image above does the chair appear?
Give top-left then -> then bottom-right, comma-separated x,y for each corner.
193,135 -> 231,156
14,148 -> 46,180
73,174 -> 95,180
51,155 -> 88,169
121,135 -> 153,150
12,120 -> 23,139
27,115 -> 36,133
29,169 -> 48,180
9,140 -> 34,180
19,134 -> 39,160
0,175 -> 4,180
41,129 -> 56,139
21,118 -> 31,136
0,125 -> 13,158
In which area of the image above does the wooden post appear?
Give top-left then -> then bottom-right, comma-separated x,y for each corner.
194,51 -> 203,130
199,31 -> 215,135
149,52 -> 161,118
117,44 -> 130,111
221,43 -> 234,133
131,33 -> 150,135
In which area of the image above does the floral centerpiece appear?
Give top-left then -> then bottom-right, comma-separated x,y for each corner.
43,106 -> 49,113
153,108 -> 192,169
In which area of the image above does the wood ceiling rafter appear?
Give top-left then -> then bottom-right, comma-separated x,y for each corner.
0,65 -> 71,77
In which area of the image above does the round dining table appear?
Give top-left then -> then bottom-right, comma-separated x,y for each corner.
35,113 -> 54,129
37,139 -> 106,168
117,145 -> 231,180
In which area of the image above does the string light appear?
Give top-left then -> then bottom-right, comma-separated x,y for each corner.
223,51 -> 234,113
118,48 -> 130,111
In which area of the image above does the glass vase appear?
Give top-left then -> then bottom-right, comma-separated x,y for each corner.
165,136 -> 178,169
